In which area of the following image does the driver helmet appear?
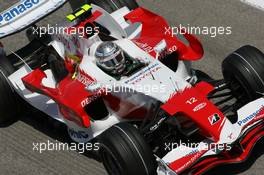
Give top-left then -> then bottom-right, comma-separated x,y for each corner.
95,42 -> 126,75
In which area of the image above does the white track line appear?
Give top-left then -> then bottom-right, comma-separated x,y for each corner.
241,0 -> 264,11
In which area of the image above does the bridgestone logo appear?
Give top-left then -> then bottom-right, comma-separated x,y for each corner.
208,114 -> 221,125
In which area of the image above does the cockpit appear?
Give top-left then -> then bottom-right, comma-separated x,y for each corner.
94,41 -> 146,80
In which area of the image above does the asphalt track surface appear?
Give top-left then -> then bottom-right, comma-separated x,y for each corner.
0,0 -> 264,174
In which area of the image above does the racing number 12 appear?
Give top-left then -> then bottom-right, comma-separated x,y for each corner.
186,97 -> 198,105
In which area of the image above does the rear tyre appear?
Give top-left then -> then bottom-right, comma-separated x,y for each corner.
0,53 -> 21,124
99,123 -> 157,175
222,45 -> 264,102
0,48 -> 14,74
91,0 -> 139,13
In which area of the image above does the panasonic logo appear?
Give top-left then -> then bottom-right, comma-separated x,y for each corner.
237,105 -> 264,126
0,0 -> 40,23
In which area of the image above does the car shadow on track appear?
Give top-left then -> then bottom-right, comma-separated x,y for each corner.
0,110 -> 102,163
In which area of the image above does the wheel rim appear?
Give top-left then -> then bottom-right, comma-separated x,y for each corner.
101,148 -> 122,175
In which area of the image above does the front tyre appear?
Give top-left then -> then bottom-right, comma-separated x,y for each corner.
222,45 -> 264,102
0,56 -> 21,123
99,123 -> 157,175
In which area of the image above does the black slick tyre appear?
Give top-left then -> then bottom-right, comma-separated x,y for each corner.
222,45 -> 264,102
99,123 -> 157,175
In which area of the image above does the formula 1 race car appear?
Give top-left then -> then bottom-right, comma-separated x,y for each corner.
1,0 -> 264,175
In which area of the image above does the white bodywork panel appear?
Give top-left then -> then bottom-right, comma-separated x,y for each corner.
0,0 -> 67,38
92,4 -> 127,39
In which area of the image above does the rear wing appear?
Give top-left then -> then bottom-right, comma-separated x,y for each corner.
0,0 -> 67,39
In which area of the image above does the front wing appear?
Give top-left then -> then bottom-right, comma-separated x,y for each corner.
158,82 -> 264,175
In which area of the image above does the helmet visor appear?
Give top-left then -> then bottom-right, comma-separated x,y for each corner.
99,51 -> 125,70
